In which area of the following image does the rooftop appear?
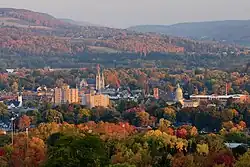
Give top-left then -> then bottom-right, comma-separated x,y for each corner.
224,143 -> 247,149
190,94 -> 247,99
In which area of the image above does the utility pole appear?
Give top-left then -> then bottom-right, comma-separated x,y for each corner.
26,128 -> 29,150
10,117 -> 15,146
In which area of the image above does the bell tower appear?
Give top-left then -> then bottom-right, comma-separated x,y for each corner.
17,91 -> 22,107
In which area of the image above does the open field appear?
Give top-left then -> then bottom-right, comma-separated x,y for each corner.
87,46 -> 121,53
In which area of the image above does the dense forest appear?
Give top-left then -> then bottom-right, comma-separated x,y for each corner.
1,49 -> 250,69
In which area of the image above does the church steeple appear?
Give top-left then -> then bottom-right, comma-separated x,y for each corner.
96,64 -> 105,92
96,64 -> 101,91
101,72 -> 105,89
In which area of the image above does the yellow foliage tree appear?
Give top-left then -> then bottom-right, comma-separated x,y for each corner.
145,130 -> 188,152
196,144 -> 209,155
29,122 -> 60,141
222,121 -> 234,131
235,151 -> 250,167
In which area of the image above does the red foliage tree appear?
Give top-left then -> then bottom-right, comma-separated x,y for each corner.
0,148 -> 5,156
11,133 -> 46,167
212,150 -> 235,167
176,128 -> 188,139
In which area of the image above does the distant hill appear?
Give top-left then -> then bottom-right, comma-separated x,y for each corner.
59,18 -> 99,27
0,8 -> 72,29
128,20 -> 250,45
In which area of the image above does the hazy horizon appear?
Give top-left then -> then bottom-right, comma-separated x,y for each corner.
1,0 -> 250,28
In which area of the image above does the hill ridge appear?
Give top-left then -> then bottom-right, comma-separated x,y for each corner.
0,8 -> 249,69
128,20 -> 250,45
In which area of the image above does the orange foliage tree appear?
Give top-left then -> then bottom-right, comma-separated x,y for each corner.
11,133 -> 46,167
176,125 -> 198,139
18,115 -> 31,131
77,121 -> 136,140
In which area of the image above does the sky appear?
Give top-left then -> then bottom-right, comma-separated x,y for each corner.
1,0 -> 250,28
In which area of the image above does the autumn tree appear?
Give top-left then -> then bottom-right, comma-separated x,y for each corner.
171,154 -> 196,167
0,135 -> 11,147
221,109 -> 234,122
26,109 -> 42,125
110,136 -> 152,166
78,108 -> 91,122
176,128 -> 188,139
196,144 -> 209,155
135,111 -> 152,127
18,115 -> 31,131
0,103 -> 8,122
44,109 -> 63,123
0,145 -> 13,167
108,164 -> 136,167
11,133 -> 46,167
196,134 -> 226,153
46,134 -> 109,167
163,107 -> 176,122
209,150 -> 235,167
29,122 -> 60,141
158,118 -> 172,134
235,151 -> 250,167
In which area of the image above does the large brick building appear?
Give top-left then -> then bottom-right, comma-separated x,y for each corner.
82,90 -> 110,108
54,84 -> 79,105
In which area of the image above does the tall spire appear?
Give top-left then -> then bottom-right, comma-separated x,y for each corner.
101,72 -> 105,89
96,64 -> 101,91
96,64 -> 100,75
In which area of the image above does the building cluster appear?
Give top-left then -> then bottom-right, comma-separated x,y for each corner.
1,66 -> 249,110
53,65 -> 110,108
52,77 -> 250,109
154,84 -> 200,108
161,83 -> 248,108
190,94 -> 248,104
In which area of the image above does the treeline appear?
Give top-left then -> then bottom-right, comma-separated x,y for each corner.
2,65 -> 250,95
0,48 -> 249,70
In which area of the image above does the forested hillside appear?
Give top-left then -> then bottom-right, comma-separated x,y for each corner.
0,8 -> 249,69
0,8 -> 71,28
128,20 -> 250,46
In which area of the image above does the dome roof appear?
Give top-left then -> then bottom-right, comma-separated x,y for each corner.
176,83 -> 182,92
175,83 -> 183,102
